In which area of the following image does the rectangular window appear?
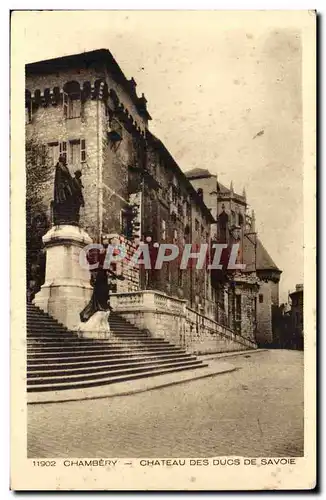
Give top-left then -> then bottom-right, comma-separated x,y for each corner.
49,140 -> 86,167
206,269 -> 210,290
63,92 -> 81,119
81,139 -> 86,163
68,139 -> 86,166
48,142 -> 59,166
69,98 -> 81,119
25,102 -> 32,124
161,220 -> 166,241
120,209 -> 128,236
178,268 -> 183,288
63,92 -> 68,118
166,262 -> 171,282
259,294 -> 264,304
69,141 -> 80,166
59,141 -> 67,164
235,294 -> 242,324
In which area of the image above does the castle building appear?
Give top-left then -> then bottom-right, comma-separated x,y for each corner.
25,48 -> 277,352
26,49 -> 215,319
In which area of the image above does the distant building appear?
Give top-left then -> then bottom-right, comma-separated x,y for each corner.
289,284 -> 304,349
186,167 -> 282,345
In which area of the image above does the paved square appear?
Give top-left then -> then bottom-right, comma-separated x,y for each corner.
28,350 -> 303,458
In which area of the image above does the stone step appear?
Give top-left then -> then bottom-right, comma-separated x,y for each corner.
27,342 -> 170,350
26,303 -> 206,393
27,361 -> 206,391
27,343 -> 184,353
27,357 -> 200,378
27,363 -> 208,392
27,351 -> 191,364
27,321 -> 70,328
27,353 -> 195,370
27,349 -> 186,361
27,337 -> 172,347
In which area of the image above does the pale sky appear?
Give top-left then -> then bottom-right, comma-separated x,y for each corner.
19,10 -> 305,302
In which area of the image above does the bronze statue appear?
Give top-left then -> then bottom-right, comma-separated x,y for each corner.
71,170 -> 85,225
53,156 -> 84,226
80,243 -> 125,323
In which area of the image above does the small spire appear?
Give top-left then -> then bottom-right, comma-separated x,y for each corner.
230,181 -> 234,193
242,187 -> 246,199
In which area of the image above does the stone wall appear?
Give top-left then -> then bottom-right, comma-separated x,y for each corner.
26,97 -> 101,238
185,306 -> 257,354
256,280 -> 273,345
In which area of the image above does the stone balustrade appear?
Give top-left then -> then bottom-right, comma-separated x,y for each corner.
110,290 -> 257,354
185,306 -> 257,354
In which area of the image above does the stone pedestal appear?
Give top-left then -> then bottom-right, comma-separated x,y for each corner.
34,225 -> 93,331
77,311 -> 111,339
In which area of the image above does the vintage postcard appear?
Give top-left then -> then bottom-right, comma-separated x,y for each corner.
11,10 -> 316,491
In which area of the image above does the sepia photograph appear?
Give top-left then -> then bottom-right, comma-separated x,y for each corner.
10,9 -> 316,490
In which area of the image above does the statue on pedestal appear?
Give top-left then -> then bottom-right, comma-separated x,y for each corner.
53,156 -> 84,226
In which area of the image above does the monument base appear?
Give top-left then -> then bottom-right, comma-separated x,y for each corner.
77,311 -> 111,339
34,224 -> 93,331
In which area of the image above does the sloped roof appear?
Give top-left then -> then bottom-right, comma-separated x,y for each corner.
184,168 -> 213,179
146,131 -> 215,223
243,236 -> 281,273
217,182 -> 230,194
256,240 -> 281,272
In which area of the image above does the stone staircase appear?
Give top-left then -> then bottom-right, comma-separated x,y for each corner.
27,303 -> 207,392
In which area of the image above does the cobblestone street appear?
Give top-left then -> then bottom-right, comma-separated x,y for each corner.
28,349 -> 303,458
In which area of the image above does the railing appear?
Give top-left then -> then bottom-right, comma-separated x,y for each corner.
110,290 -> 257,350
111,289 -> 186,314
185,306 -> 257,349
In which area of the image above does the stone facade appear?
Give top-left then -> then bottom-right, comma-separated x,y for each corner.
110,290 -> 256,354
25,48 -> 268,352
26,50 -> 216,314
26,50 -> 148,245
186,168 -> 281,344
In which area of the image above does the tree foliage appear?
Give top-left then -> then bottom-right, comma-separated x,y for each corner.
25,137 -> 52,293
26,137 -> 52,217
